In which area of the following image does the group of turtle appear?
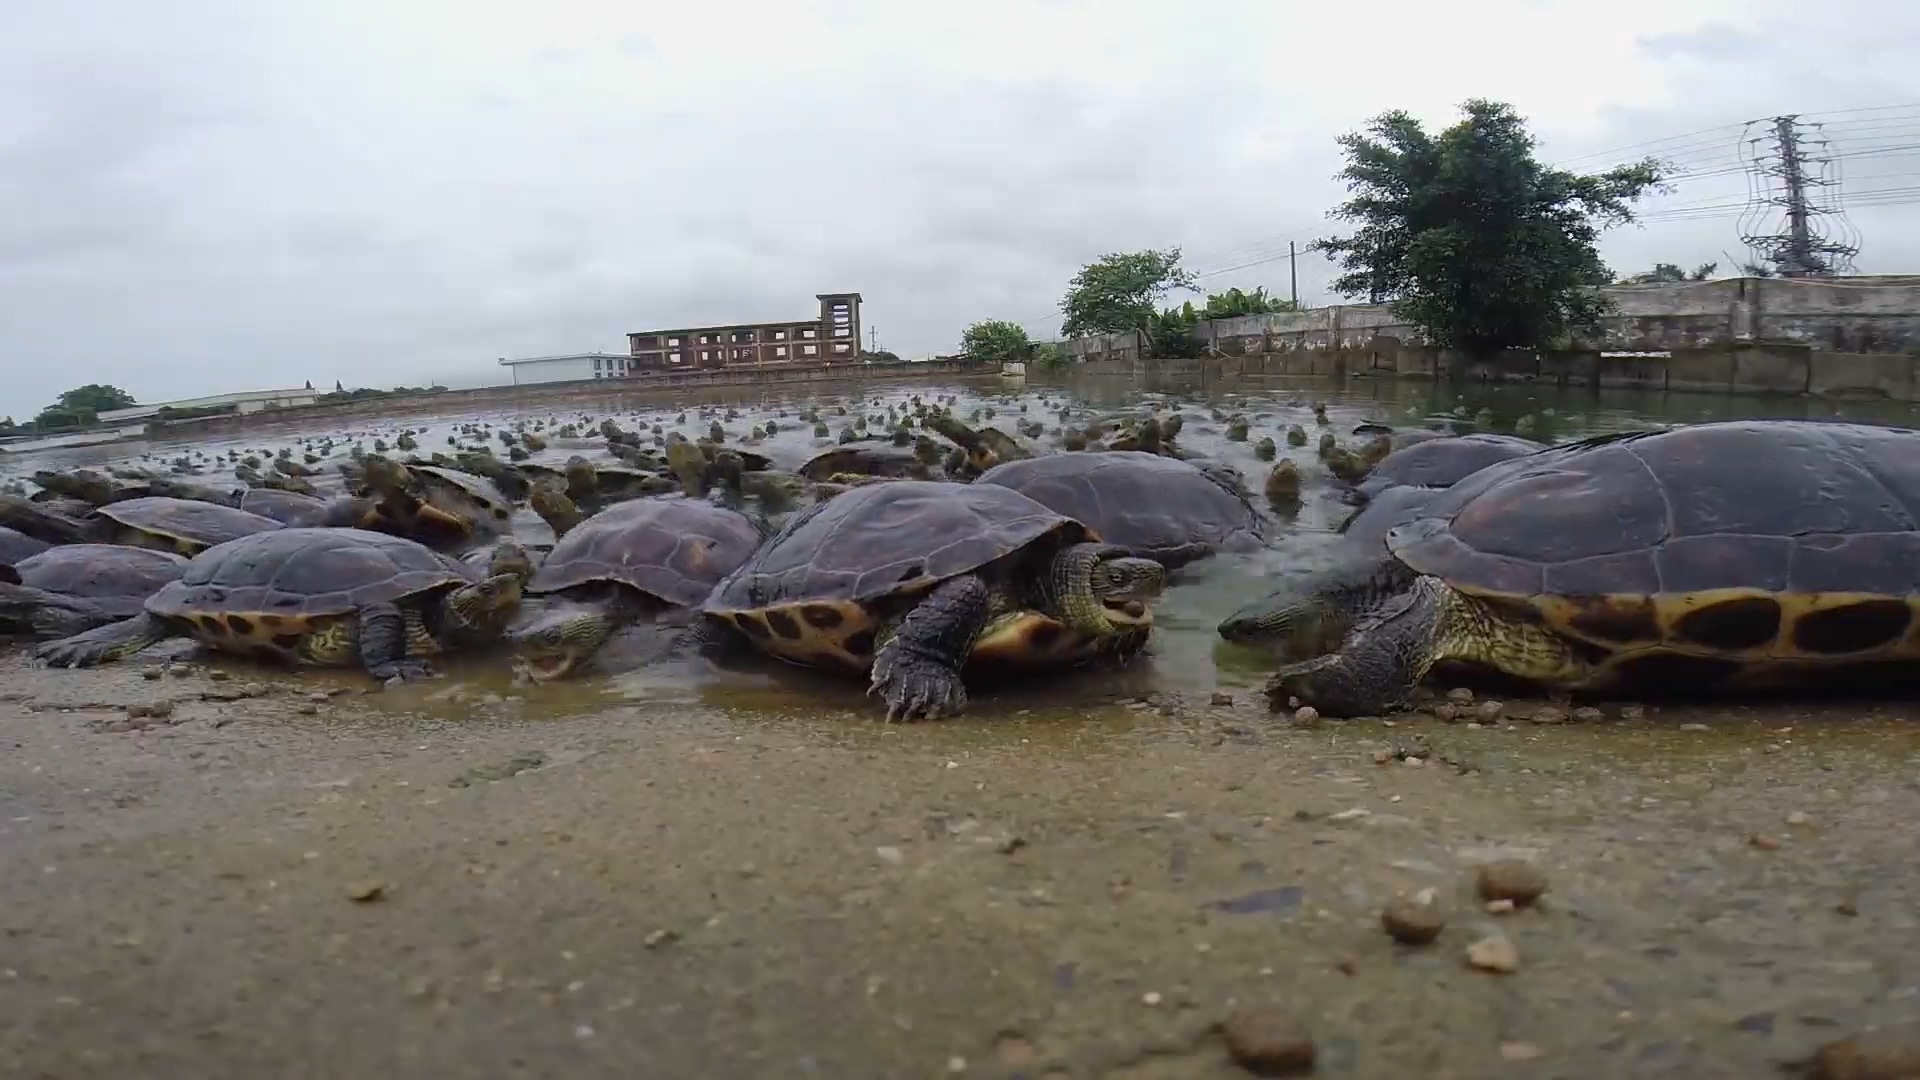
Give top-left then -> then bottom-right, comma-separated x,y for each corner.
3,405 -> 1272,721
1220,418 -> 1920,718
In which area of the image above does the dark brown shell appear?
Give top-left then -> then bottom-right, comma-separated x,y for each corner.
239,488 -> 331,525
1356,434 -> 1542,499
147,528 -> 470,622
12,544 -> 187,617
528,497 -> 762,608
1389,421 -> 1920,599
411,466 -> 513,523
976,451 -> 1262,561
95,497 -> 283,546
707,480 -> 1083,612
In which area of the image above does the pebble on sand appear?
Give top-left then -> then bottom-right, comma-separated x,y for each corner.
1220,1007 -> 1316,1076
1292,706 -> 1319,725
1476,859 -> 1548,907
347,881 -> 386,903
1380,898 -> 1445,945
1806,1023 -> 1920,1080
1210,690 -> 1234,707
1466,934 -> 1520,974
1445,687 -> 1474,704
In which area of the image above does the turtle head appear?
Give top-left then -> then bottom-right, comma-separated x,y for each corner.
1049,544 -> 1166,636
360,455 -> 413,495
508,602 -> 619,681
443,572 -> 524,641
485,539 -> 536,584
529,477 -> 583,538
562,456 -> 598,498
1217,555 -> 1414,660
1090,554 -> 1166,620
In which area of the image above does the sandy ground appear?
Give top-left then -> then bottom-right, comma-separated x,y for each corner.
3,650 -> 1919,1079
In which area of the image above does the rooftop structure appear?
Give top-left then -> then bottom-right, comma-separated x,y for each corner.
627,293 -> 863,371
96,388 -> 323,424
495,352 -> 635,385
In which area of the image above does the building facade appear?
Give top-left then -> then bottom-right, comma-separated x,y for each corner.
496,352 -> 636,385
626,293 -> 862,372
96,388 -> 323,423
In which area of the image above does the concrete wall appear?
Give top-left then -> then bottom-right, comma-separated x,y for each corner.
506,356 -> 602,385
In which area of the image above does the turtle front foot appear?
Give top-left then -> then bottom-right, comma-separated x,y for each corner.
869,648 -> 967,722
1265,655 -> 1389,718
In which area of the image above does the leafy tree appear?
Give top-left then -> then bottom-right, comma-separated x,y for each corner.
960,320 -> 1032,364
32,405 -> 94,431
1314,99 -> 1663,356
1059,249 -> 1197,338
1147,302 -> 1205,359
1032,343 -> 1068,371
1202,286 -> 1297,318
859,349 -> 901,364
1619,261 -> 1716,284
1740,261 -> 1775,278
54,384 -> 136,414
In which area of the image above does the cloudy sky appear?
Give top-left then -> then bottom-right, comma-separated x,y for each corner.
3,0 -> 1917,418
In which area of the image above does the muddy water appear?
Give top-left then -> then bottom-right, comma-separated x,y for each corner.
4,376 -> 1920,1077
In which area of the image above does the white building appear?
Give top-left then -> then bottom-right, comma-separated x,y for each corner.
497,352 -> 633,385
96,387 -> 323,424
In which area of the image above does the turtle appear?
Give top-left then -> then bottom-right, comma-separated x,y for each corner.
510,495 -> 766,679
704,480 -> 1167,721
1352,433 -> 1543,501
798,443 -> 932,482
976,451 -> 1265,569
324,457 -> 475,546
33,528 -> 528,680
87,497 -> 284,556
0,545 -> 188,639
0,526 -> 51,564
239,488 -> 332,525
407,464 -> 515,531
1232,420 -> 1920,717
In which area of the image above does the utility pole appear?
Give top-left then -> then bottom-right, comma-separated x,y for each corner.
869,325 -> 877,353
1775,116 -> 1814,277
1288,241 -> 1298,308
1740,115 -> 1857,278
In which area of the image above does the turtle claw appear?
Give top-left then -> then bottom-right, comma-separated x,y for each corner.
369,659 -> 435,684
869,650 -> 966,722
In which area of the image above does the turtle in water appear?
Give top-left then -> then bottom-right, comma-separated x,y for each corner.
976,451 -> 1264,569
407,464 -> 515,533
1351,433 -> 1542,502
704,480 -> 1167,721
511,495 -> 766,679
239,488 -> 332,526
1231,420 -> 1920,717
0,495 -> 283,556
34,528 -> 528,681
0,545 -> 188,639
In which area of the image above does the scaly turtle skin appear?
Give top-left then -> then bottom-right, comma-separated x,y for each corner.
33,528 -> 527,680
511,495 -> 765,679
977,451 -> 1264,569
1241,421 -> 1920,716
1352,433 -> 1542,501
705,480 -> 1166,721
0,545 -> 187,639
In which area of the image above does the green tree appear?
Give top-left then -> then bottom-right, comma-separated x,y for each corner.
960,320 -> 1032,364
1059,249 -> 1197,338
1202,286 -> 1297,318
1619,261 -> 1716,284
1314,100 -> 1663,357
32,405 -> 94,431
55,384 -> 137,414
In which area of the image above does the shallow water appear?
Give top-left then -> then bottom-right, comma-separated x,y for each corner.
10,372 -> 1920,710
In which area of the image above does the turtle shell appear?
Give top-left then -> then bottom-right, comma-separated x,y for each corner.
95,497 -> 283,554
1356,434 -> 1542,499
705,480 -> 1088,670
0,526 -> 52,564
1386,420 -> 1920,667
12,545 -> 187,618
148,528 -> 473,645
410,466 -> 514,525
977,451 -> 1263,565
239,488 -> 331,525
528,497 -> 763,607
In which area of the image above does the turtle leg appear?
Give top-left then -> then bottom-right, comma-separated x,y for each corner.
675,613 -> 748,660
33,613 -> 178,668
357,602 -> 433,682
1265,575 -> 1588,717
870,574 -> 993,722
1219,554 -> 1416,661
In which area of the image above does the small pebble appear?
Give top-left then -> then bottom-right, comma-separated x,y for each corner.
1141,991 -> 1162,1007
642,929 -> 679,949
1618,703 -> 1646,720
1836,896 -> 1860,917
1530,705 -> 1568,725
1485,898 -> 1516,915
140,667 -> 163,681
296,703 -> 319,716
1372,749 -> 1393,766
1806,1024 -> 1920,1080
1571,706 -> 1604,723
1292,706 -> 1319,725
1335,955 -> 1359,975
1474,701 -> 1503,722
207,670 -> 231,682
1749,833 -> 1780,850
307,691 -> 332,703
1210,691 -> 1233,707
1380,898 -> 1445,945
1445,687 -> 1474,705
1786,811 -> 1810,826
1476,859 -> 1548,906
1500,1042 -> 1544,1061
1220,1007 -> 1316,1076
1431,703 -> 1458,723
1466,934 -> 1520,974
874,846 -> 904,865
347,881 -> 385,902
1679,723 -> 1710,732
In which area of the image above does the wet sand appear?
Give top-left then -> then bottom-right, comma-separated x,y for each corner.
3,652 -> 1917,1078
